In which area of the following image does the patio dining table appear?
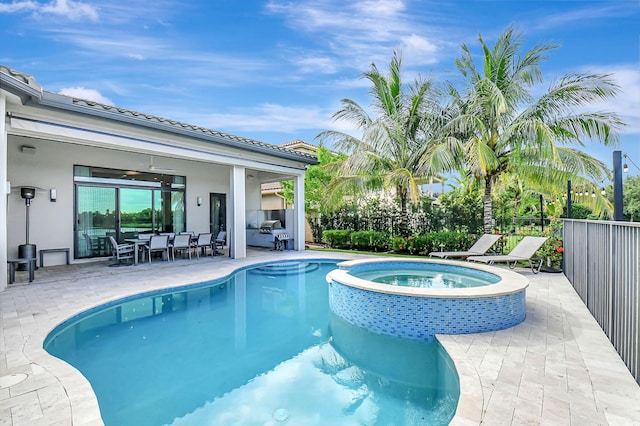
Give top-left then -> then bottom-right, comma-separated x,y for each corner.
124,238 -> 149,265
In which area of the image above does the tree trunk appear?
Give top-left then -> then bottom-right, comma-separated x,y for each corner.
512,196 -> 520,233
483,177 -> 493,234
399,192 -> 410,237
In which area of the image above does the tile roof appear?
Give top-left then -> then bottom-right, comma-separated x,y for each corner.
69,97 -> 318,161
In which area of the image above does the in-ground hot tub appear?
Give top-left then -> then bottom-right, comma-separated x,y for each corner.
326,258 -> 529,342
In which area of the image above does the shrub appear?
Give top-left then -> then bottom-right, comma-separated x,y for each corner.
406,235 -> 430,254
322,230 -> 352,248
428,232 -> 471,253
391,236 -> 408,253
351,230 -> 389,252
518,218 -> 563,267
371,231 -> 389,252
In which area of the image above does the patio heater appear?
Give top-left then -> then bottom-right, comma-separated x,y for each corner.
18,187 -> 37,270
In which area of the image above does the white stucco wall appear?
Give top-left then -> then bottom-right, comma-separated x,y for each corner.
6,135 -> 232,264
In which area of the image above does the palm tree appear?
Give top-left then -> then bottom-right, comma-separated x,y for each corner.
316,52 -> 444,237
439,26 -> 625,232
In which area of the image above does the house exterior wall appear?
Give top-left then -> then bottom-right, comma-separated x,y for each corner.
6,135 -> 233,261
245,178 -> 261,211
261,193 -> 286,210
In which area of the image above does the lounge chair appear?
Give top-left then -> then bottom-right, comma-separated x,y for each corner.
429,234 -> 502,259
467,236 -> 548,273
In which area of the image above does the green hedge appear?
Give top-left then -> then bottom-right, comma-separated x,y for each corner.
350,230 -> 389,252
322,229 -> 478,255
322,230 -> 352,248
392,232 -> 475,254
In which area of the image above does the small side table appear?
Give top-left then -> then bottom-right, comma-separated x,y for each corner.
39,248 -> 70,267
7,258 -> 37,284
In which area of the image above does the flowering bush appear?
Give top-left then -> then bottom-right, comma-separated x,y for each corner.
522,218 -> 564,268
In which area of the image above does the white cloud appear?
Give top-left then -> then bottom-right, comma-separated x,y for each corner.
200,103 -> 332,134
400,34 -> 439,66
0,0 -> 98,21
531,2 -> 636,32
353,0 -> 406,16
59,86 -> 113,105
293,55 -> 339,75
46,29 -> 165,58
265,0 -> 447,73
0,1 -> 38,13
41,0 -> 98,21
575,65 -> 640,136
127,53 -> 145,61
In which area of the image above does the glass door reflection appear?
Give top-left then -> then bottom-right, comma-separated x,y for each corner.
76,186 -> 116,258
119,188 -> 152,240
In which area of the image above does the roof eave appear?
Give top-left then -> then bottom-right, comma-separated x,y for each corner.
0,68 -> 43,105
34,92 -> 318,165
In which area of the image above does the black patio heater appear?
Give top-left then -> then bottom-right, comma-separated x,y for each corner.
18,187 -> 37,270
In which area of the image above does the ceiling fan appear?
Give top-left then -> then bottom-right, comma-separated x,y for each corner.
142,155 -> 176,173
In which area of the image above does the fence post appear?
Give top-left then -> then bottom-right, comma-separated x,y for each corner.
613,151 -> 624,221
608,221 -> 614,338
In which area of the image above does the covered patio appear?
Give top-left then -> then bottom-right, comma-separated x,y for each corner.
1,65 -> 318,292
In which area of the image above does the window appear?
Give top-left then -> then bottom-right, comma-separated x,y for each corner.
74,165 -> 186,258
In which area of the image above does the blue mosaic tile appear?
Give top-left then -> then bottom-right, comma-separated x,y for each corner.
328,280 -> 526,342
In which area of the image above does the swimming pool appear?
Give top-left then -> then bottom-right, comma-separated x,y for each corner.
44,260 -> 460,425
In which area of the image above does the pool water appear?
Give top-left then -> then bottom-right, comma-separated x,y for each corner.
44,261 -> 459,425
350,262 -> 501,288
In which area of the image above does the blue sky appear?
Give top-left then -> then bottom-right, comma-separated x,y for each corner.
1,0 -> 638,176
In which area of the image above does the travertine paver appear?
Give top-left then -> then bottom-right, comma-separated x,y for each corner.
1,250 -> 639,425
443,271 -> 640,425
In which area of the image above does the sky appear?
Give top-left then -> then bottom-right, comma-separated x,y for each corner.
1,0 -> 639,177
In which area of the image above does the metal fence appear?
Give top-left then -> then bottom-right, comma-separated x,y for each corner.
563,219 -> 640,384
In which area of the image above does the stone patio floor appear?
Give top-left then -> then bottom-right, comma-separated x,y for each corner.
1,249 -> 639,425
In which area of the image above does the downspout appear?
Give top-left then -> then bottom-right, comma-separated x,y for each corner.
274,191 -> 288,209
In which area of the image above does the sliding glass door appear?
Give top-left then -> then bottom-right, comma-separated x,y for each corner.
210,193 -> 226,236
154,190 -> 185,233
120,188 -> 153,239
74,165 -> 186,259
76,186 -> 117,258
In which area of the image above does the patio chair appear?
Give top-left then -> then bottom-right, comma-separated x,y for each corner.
160,232 -> 175,243
83,233 -> 98,257
108,236 -> 135,266
138,233 -> 153,241
467,236 -> 548,273
429,234 -> 502,259
214,231 -> 226,255
193,233 -> 213,258
143,234 -> 170,263
171,234 -> 193,260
